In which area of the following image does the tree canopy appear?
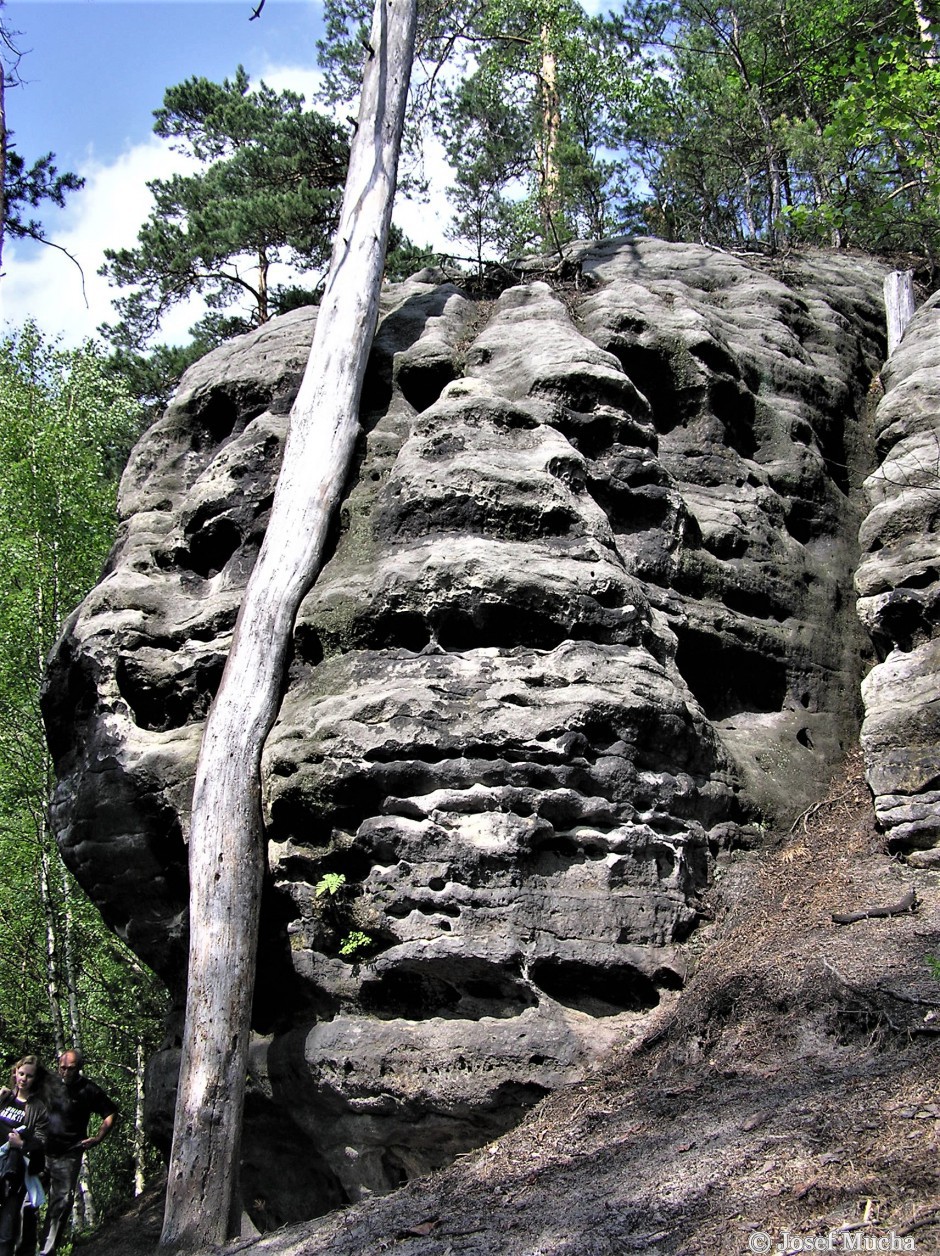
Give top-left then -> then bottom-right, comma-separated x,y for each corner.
0,9 -> 84,274
436,0 -> 637,258
0,321 -> 167,1232
317,0 -> 940,265
616,0 -> 940,257
100,66 -> 349,350
3,0 -> 940,1240
94,0 -> 940,412
319,0 -> 642,261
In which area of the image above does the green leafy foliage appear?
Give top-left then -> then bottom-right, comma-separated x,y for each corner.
384,223 -> 439,279
1,12 -> 85,259
312,876 -> 374,960
316,0 -> 376,112
314,872 -> 347,898
621,0 -> 940,255
100,66 -> 349,350
103,219 -> 436,422
339,931 -> 372,958
0,323 -> 167,1228
2,146 -> 84,249
104,337 -> 219,421
319,0 -> 641,260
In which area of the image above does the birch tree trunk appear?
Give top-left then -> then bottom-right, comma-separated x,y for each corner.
61,864 -> 83,1047
912,0 -> 939,66
159,0 -> 418,1246
133,1039 -> 147,1197
76,1161 -> 97,1230
39,844 -> 66,1051
538,25 -> 563,250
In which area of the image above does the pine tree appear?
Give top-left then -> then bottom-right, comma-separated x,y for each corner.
0,9 -> 84,274
100,67 -> 349,349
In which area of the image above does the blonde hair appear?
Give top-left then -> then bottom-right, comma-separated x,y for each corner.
9,1054 -> 42,1094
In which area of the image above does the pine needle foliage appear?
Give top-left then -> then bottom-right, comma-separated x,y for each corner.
100,66 -> 349,350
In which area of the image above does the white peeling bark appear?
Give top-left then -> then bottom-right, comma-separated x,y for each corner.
884,269 -> 915,357
912,0 -> 939,66
539,24 -> 562,247
1,70 -> 6,275
159,0 -> 417,1245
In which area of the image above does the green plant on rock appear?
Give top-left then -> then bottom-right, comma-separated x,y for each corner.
314,872 -> 346,898
312,874 -> 372,960
339,930 -> 372,958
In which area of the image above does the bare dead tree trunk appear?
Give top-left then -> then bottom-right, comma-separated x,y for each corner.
885,269 -> 916,356
257,249 -> 269,324
1,67 -> 6,275
159,0 -> 418,1246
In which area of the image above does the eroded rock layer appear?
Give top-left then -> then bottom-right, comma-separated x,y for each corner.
856,290 -> 940,858
43,239 -> 891,1219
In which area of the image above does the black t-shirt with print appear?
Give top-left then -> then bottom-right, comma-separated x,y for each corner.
0,1095 -> 26,1146
0,1094 -> 27,1189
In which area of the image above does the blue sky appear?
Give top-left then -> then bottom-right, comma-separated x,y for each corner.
0,0 -> 452,344
7,2 -> 327,169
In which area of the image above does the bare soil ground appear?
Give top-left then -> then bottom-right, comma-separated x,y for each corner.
75,750 -> 940,1255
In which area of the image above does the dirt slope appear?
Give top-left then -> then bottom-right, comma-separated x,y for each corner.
76,750 -> 940,1256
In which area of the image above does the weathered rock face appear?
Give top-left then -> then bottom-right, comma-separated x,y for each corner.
856,290 -> 940,859
44,239 -> 897,1222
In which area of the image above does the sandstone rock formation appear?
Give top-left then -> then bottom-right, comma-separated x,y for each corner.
856,288 -> 940,859
45,238 -> 920,1227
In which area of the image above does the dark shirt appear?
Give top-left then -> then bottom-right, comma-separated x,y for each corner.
44,1076 -> 117,1155
0,1095 -> 26,1146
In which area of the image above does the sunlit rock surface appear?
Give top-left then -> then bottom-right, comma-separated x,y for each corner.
46,238 -> 922,1224
856,290 -> 940,859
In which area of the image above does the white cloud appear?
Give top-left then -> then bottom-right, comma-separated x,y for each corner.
253,62 -> 326,104
0,68 -> 460,352
393,131 -> 456,257
0,138 -> 204,347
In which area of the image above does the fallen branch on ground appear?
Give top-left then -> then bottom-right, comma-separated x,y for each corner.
831,886 -> 916,925
822,959 -> 940,1037
899,1204 -> 940,1237
789,788 -> 859,834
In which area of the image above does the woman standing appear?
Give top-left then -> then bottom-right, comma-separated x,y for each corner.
0,1057 -> 48,1256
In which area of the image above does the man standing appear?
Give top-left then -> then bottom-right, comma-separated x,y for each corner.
39,1050 -> 118,1256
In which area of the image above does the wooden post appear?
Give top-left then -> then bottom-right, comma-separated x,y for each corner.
884,269 -> 915,357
